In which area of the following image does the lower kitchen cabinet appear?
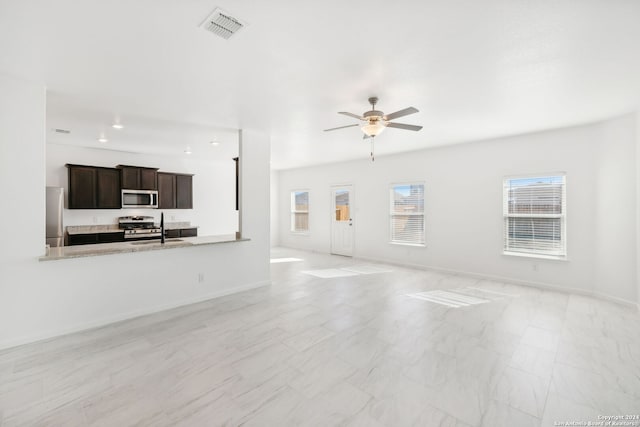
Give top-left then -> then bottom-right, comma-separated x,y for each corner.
68,231 -> 125,246
164,229 -> 180,239
164,227 -> 198,239
98,232 -> 126,243
68,233 -> 99,246
179,227 -> 197,237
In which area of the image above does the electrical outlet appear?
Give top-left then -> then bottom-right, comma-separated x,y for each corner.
532,263 -> 538,271
198,273 -> 204,283
92,216 -> 98,224
171,215 -> 176,221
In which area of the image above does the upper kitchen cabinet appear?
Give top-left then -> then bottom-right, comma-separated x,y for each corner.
117,165 -> 158,190
67,164 -> 121,209
68,165 -> 95,208
96,168 -> 122,208
176,174 -> 193,209
158,172 -> 193,209
157,172 -> 175,209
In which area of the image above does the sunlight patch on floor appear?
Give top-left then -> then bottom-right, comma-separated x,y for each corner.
405,290 -> 491,308
301,268 -> 360,278
341,265 -> 393,275
301,264 -> 392,278
270,257 -> 304,263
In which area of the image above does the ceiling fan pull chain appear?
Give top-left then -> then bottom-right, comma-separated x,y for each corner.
370,138 -> 375,161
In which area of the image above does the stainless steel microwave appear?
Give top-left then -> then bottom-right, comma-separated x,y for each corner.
121,189 -> 158,209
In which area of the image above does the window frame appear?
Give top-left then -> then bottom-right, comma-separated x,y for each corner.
389,181 -> 426,247
290,189 -> 310,234
502,173 -> 567,260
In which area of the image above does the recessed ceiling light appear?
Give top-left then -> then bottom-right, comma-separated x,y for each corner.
184,148 -> 192,154
210,141 -> 220,146
112,123 -> 124,130
98,136 -> 108,143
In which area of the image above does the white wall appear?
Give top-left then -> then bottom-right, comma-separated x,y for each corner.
47,143 -> 238,236
0,74 -> 271,349
277,115 -> 638,304
0,73 -> 46,263
637,110 -> 640,308
270,169 -> 279,247
594,115 -> 637,302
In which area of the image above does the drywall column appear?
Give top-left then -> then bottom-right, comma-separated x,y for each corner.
0,74 -> 47,341
238,129 -> 271,279
637,110 -> 640,308
0,74 -> 46,260
270,169 -> 279,247
594,114 -> 637,303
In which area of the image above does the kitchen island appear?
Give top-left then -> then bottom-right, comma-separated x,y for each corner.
40,234 -> 248,261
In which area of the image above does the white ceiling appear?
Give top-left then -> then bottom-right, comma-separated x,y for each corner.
46,94 -> 239,160
1,0 -> 639,169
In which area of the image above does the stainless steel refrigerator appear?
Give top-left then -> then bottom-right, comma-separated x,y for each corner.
46,186 -> 64,247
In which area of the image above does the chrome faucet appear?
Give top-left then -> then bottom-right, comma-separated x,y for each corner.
160,212 -> 165,244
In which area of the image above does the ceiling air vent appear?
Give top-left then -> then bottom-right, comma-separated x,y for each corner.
200,8 -> 245,40
53,128 -> 71,134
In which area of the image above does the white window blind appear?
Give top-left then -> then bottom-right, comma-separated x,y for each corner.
290,190 -> 309,232
390,183 -> 425,245
503,175 -> 566,258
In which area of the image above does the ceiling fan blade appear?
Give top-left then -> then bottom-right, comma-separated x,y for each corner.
386,122 -> 423,131
384,107 -> 418,121
338,111 -> 365,120
324,123 -> 360,132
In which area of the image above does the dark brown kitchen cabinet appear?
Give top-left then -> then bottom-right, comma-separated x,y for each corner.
158,172 -> 193,209
164,229 -> 180,239
68,231 -> 125,246
67,233 -> 98,246
157,172 -> 176,209
176,174 -> 193,209
179,227 -> 197,237
164,227 -> 197,239
67,164 -> 121,209
117,165 -> 158,190
96,168 -> 121,208
68,165 -> 96,209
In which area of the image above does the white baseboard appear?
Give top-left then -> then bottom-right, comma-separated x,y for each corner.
0,280 -> 271,351
353,255 -> 639,310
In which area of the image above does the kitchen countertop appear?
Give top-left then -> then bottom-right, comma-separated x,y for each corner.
40,234 -> 248,261
67,225 -> 122,235
164,222 -> 198,230
66,222 -> 198,235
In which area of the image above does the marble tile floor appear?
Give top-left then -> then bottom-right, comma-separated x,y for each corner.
1,248 -> 640,426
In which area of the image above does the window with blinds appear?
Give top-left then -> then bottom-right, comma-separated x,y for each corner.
503,175 -> 566,258
290,190 -> 309,232
390,183 -> 425,245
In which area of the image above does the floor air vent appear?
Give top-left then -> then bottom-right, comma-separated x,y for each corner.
200,8 -> 245,40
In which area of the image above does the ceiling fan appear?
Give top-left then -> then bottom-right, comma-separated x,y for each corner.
324,97 -> 422,161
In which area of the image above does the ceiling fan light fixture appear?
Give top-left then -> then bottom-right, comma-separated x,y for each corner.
361,120 -> 386,137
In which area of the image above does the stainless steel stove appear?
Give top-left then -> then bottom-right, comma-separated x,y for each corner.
118,216 -> 161,240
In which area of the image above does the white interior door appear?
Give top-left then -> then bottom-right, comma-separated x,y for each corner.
331,185 -> 354,256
